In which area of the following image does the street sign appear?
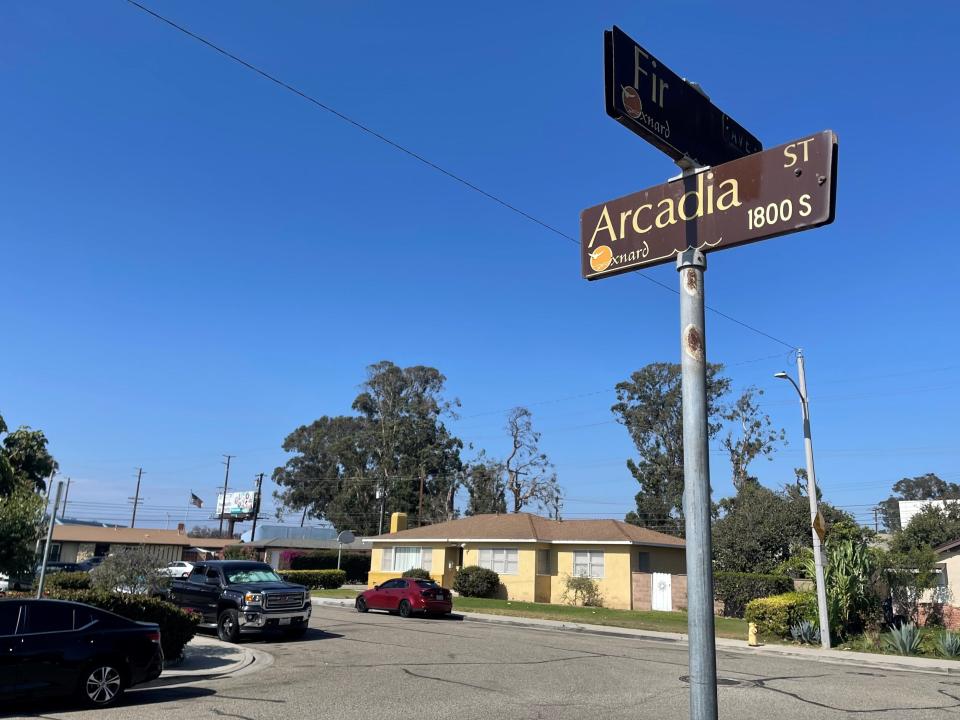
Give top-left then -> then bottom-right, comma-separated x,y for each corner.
581,130 -> 837,280
605,26 -> 762,167
813,510 -> 827,543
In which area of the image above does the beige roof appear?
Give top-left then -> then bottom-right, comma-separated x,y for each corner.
52,525 -> 192,546
365,513 -> 684,548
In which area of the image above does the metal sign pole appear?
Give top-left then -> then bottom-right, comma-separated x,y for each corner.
677,245 -> 718,720
37,480 -> 65,599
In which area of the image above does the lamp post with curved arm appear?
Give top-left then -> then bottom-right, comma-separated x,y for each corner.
775,349 -> 831,649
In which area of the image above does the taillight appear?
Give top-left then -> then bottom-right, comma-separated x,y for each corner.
146,630 -> 161,644
421,590 -> 431,598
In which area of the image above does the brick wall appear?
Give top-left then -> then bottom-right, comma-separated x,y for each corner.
632,572 -> 651,611
671,574 -> 687,611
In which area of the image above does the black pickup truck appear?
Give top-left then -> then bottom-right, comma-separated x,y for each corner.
166,560 -> 311,642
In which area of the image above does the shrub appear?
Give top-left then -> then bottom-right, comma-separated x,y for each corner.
562,575 -> 603,607
49,589 -> 199,660
401,568 -> 432,580
453,566 -> 500,598
45,571 -> 91,590
289,551 -> 369,583
278,569 -> 346,589
89,548 -> 168,595
884,622 -> 922,655
224,544 -> 257,560
789,620 -> 821,645
714,572 -> 793,618
745,592 -> 817,637
936,630 -> 960,658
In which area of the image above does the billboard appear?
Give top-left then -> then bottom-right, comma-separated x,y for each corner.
216,490 -> 258,519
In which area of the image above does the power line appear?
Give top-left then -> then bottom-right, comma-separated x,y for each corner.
124,0 -> 796,351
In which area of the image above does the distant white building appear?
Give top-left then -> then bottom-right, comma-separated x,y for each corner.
899,500 -> 960,528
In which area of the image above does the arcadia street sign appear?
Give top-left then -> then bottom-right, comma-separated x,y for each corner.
581,130 -> 838,280
605,25 -> 762,167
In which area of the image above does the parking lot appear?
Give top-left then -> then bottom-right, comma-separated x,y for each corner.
9,605 -> 960,720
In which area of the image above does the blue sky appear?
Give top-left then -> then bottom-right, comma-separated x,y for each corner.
2,1 -> 957,532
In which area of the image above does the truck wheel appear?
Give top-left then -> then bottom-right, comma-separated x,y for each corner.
399,600 -> 412,619
217,609 -> 241,643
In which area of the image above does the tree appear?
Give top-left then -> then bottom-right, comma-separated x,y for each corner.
720,387 -> 785,492
90,547 -> 167,594
612,362 -> 730,536
273,362 -> 463,535
713,481 -> 855,574
0,413 -> 56,575
502,407 -> 561,516
188,525 -> 224,538
878,473 -> 960,532
889,503 -> 960,556
463,459 -> 506,516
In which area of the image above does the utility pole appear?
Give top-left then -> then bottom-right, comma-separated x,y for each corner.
130,467 -> 144,528
377,485 -> 386,536
37,480 -> 65,598
250,473 -> 264,543
873,506 -> 880,533
417,475 -> 425,527
60,476 -> 71,518
218,454 -> 234,537
33,472 -> 56,560
676,241 -> 718,720
775,349 -> 832,649
300,506 -> 308,527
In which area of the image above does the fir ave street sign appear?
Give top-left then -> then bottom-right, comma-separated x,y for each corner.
581,130 -> 838,280
605,25 -> 762,167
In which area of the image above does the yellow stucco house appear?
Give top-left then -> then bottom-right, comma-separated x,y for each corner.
364,512 -> 687,611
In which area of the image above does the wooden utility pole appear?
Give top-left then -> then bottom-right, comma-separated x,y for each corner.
130,467 -> 144,527
250,473 -> 264,542
218,454 -> 234,537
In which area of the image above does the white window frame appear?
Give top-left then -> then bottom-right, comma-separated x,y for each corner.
382,546 -> 431,572
477,548 -> 519,575
573,550 -> 604,579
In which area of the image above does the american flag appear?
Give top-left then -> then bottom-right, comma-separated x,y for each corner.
190,492 -> 204,508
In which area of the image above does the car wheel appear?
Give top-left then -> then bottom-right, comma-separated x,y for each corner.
398,600 -> 412,618
356,597 -> 368,613
217,608 -> 241,643
79,662 -> 125,708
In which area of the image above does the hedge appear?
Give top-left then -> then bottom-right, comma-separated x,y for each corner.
45,571 -> 92,591
278,569 -> 347,589
714,572 -> 793,618
745,592 -> 818,637
47,589 -> 199,661
288,550 -> 369,583
453,566 -> 500,598
401,568 -> 432,580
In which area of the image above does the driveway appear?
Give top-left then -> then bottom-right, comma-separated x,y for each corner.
11,605 -> 960,719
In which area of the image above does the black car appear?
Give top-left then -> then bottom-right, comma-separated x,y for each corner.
0,599 -> 163,707
40,562 -> 84,574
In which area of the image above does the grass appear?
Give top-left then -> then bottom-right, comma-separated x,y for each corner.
451,596 -> 749,640
312,588 -> 363,599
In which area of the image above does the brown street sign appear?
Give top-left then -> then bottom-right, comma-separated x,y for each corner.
581,130 -> 838,280
605,26 -> 761,167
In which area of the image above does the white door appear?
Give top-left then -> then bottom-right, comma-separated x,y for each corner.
652,572 -> 672,611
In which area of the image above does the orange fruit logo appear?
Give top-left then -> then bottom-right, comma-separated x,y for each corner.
589,245 -> 613,272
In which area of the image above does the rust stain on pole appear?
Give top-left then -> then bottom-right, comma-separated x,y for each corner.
684,325 -> 704,362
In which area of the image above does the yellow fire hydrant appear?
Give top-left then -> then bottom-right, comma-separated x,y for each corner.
748,622 -> 759,647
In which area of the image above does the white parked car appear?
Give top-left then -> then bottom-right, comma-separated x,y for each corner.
158,561 -> 194,579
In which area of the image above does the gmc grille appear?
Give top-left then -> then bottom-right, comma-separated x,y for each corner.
264,591 -> 305,610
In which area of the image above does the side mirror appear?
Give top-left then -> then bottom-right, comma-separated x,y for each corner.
373,585 -> 380,591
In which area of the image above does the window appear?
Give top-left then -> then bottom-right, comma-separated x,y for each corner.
0,603 -> 21,636
47,543 -> 61,562
379,579 -> 404,589
637,552 -> 651,573
188,566 -> 206,584
536,549 -> 555,576
478,548 -> 519,575
383,547 -> 431,572
24,603 -> 75,634
205,569 -> 222,585
573,551 -> 604,578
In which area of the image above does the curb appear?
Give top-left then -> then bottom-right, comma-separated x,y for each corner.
144,634 -> 272,687
310,597 -> 960,676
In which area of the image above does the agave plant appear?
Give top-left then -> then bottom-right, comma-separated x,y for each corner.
790,620 -> 821,645
935,631 -> 960,658
884,622 -> 922,656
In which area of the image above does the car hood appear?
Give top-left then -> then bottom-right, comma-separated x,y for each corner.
229,582 -> 306,593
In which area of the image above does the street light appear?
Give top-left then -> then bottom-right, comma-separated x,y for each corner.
775,349 -> 831,650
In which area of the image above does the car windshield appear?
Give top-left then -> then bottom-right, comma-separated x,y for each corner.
224,565 -> 282,584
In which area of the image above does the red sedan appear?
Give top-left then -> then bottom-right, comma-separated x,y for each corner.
356,577 -> 453,618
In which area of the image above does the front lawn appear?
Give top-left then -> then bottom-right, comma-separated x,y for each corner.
452,597 -> 749,640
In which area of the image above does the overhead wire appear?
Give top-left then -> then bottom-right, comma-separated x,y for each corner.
124,0 -> 796,351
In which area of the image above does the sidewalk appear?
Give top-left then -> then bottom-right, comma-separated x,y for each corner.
146,633 -> 270,686
311,596 -> 960,675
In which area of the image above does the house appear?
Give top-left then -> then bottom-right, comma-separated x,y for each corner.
364,512 -> 686,611
243,537 -> 371,569
928,539 -> 960,628
50,524 -> 193,564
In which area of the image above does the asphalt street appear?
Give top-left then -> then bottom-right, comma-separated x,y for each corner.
10,605 -> 960,720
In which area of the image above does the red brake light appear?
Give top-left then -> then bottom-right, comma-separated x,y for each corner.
146,630 -> 161,643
